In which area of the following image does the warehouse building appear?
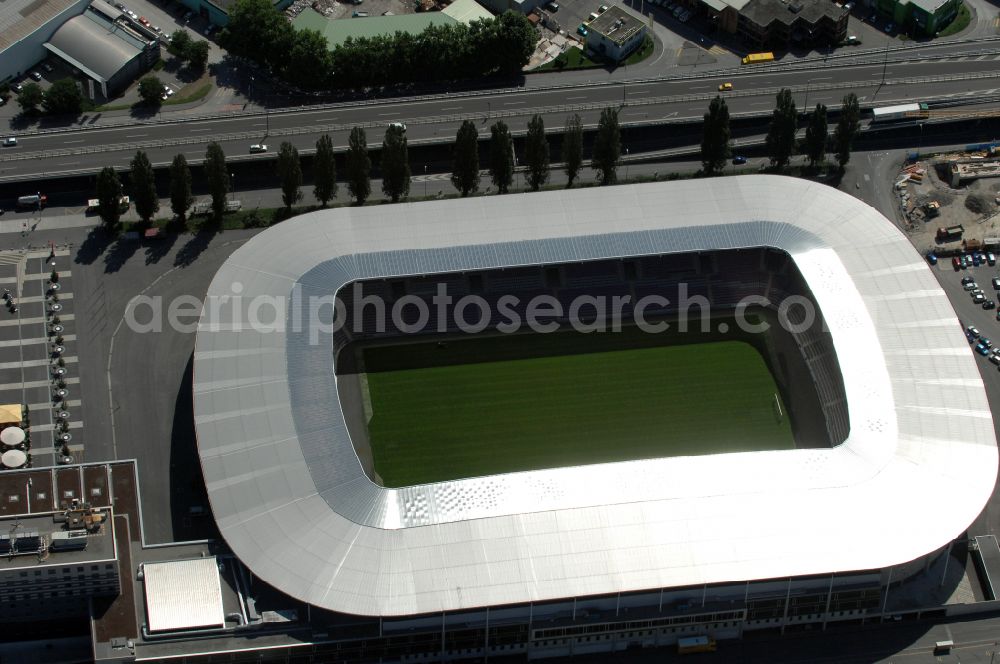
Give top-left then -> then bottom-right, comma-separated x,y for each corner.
45,1 -> 160,98
0,0 -> 91,84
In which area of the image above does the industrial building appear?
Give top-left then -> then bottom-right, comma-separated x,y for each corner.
177,0 -> 292,27
0,0 -> 160,99
45,1 -> 161,98
874,0 -> 961,36
179,176 -> 997,660
584,5 -> 648,61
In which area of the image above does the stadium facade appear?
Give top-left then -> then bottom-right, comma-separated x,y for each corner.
192,176 -> 997,660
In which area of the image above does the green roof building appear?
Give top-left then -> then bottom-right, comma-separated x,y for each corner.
293,7 -> 457,49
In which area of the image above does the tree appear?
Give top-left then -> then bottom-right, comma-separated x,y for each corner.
525,114 -> 550,192
219,0 -> 294,72
701,96 -> 731,175
833,93 -> 861,169
286,29 -> 331,90
489,12 -> 539,76
346,127 -> 371,205
562,114 -> 583,188
765,88 -> 797,169
95,167 -> 123,231
591,107 -> 620,186
313,134 -> 337,206
16,83 -> 43,114
452,120 -> 480,197
169,29 -> 192,57
129,150 -> 159,224
42,79 -> 82,116
204,142 -> 229,222
169,154 -> 193,223
489,120 -> 515,194
276,142 -> 303,209
380,125 -> 411,203
138,75 -> 163,106
187,41 -> 210,71
804,103 -> 828,168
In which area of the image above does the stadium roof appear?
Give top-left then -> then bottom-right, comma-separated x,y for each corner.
194,176 -> 998,617
292,7 -> 457,49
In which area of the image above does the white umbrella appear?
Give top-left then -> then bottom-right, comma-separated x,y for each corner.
0,427 -> 25,447
1,449 -> 27,468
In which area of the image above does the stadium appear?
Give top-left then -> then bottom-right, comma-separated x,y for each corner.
193,176 -> 997,660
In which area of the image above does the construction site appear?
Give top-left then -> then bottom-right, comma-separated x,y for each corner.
897,143 -> 1000,257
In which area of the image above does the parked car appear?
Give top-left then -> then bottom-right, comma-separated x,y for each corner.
976,342 -> 990,356
2,138 -> 16,147
986,300 -> 997,310
249,143 -> 268,153
992,277 -> 1000,290
967,325 -> 981,338
962,276 -> 975,285
545,1 -> 559,10
884,21 -> 895,32
989,252 -> 996,266
389,122 -> 406,132
973,253 -> 981,266
182,10 -> 193,21
974,293 -> 987,304
953,256 -> 962,270
732,155 -> 747,165
41,63 -> 53,73
577,23 -> 588,36
926,252 -> 937,265
11,83 -> 22,93
29,71 -> 42,81
963,281 -> 978,291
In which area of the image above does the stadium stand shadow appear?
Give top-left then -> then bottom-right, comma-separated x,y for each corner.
168,354 -> 218,541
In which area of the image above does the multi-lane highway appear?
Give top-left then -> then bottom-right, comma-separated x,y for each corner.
3,38 -> 1000,182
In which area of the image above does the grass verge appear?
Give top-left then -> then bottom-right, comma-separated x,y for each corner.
938,3 -> 971,37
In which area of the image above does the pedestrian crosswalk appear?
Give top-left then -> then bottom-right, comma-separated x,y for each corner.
707,45 -> 729,56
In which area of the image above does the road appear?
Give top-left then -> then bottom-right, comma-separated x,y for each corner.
4,40 -> 1000,182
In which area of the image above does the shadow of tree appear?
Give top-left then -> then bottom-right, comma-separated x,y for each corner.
174,228 -> 218,267
144,233 -> 179,265
103,238 -> 141,274
74,227 -> 113,266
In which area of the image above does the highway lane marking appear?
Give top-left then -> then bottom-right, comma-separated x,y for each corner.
189,128 -> 211,132
63,140 -> 84,144
378,112 -> 398,116
251,123 -> 266,127
689,85 -> 711,90
441,106 -> 463,110
126,134 -> 147,138
566,96 -> 587,100
503,101 -> 525,105
57,162 -> 79,166
630,91 -> 650,95
811,76 -> 832,80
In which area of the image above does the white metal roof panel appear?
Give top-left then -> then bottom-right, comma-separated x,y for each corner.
143,557 -> 225,633
194,176 -> 997,616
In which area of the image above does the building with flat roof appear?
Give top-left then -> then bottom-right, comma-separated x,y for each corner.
584,6 -> 648,61
737,0 -> 848,47
874,0 -> 961,36
292,7 -> 458,49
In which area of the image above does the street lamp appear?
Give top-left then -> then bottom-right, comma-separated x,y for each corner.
624,147 -> 630,181
230,173 -> 236,203
424,164 -> 428,198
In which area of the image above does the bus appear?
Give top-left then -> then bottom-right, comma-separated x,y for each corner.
871,102 -> 928,122
741,52 -> 774,65
677,635 -> 717,654
86,196 -> 130,213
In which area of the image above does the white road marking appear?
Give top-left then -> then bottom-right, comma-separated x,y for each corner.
503,101 -> 525,105
566,95 -> 587,100
630,91 -> 650,95
63,140 -> 84,144
126,134 -> 147,138
57,162 -> 79,166
441,106 -> 463,110
189,128 -> 211,132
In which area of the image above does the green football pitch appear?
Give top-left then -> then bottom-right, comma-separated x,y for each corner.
363,339 -> 793,487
